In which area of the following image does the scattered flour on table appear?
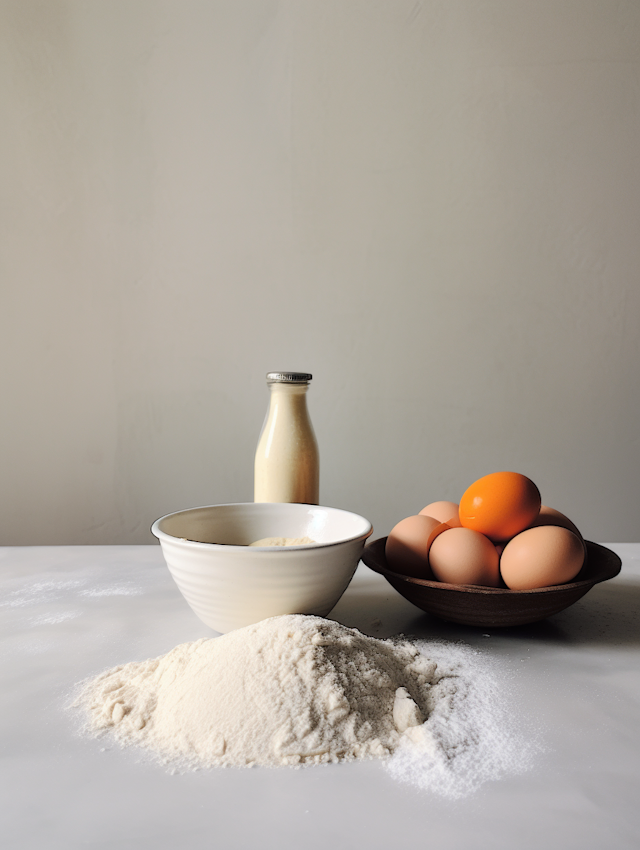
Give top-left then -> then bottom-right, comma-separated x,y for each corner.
72,614 -> 538,798
1,577 -> 143,611
2,579 -> 86,609
30,610 -> 80,626
79,584 -> 143,598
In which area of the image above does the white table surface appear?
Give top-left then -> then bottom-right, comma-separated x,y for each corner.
1,543 -> 639,850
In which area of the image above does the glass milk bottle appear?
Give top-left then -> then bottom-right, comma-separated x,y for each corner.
254,372 -> 319,504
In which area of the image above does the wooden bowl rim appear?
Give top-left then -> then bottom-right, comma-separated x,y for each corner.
362,537 -> 621,596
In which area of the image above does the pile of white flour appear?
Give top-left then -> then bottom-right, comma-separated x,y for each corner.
73,614 -> 537,796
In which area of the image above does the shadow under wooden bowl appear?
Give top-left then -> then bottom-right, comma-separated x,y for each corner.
361,537 -> 622,628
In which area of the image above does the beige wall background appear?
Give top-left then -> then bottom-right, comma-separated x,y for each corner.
1,0 -> 639,545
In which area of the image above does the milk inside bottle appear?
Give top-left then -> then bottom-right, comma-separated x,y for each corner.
254,372 -> 319,504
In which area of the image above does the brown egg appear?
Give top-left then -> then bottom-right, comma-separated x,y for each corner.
529,505 -> 583,538
386,515 -> 440,578
428,527 -> 501,587
419,501 -> 461,526
500,525 -> 585,590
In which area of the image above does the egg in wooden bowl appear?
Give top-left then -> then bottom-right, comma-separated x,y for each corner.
366,472 -> 621,627
361,536 -> 621,627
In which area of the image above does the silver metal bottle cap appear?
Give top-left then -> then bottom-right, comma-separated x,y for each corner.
266,372 -> 312,384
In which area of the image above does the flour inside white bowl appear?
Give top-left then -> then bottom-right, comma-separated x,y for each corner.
248,536 -> 315,546
73,614 -> 538,797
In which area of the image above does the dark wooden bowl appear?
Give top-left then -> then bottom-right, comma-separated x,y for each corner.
361,537 -> 621,628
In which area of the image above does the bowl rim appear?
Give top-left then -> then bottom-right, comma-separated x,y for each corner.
362,536 -> 621,595
150,502 -> 373,551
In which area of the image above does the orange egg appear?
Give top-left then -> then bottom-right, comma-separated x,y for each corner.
385,515 -> 440,578
419,501 -> 461,525
459,471 -> 541,542
500,525 -> 585,589
428,527 -> 501,587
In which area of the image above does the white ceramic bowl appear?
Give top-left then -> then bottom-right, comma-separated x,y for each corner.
151,502 -> 373,633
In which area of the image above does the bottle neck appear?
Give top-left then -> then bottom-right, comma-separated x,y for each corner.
267,382 -> 310,409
